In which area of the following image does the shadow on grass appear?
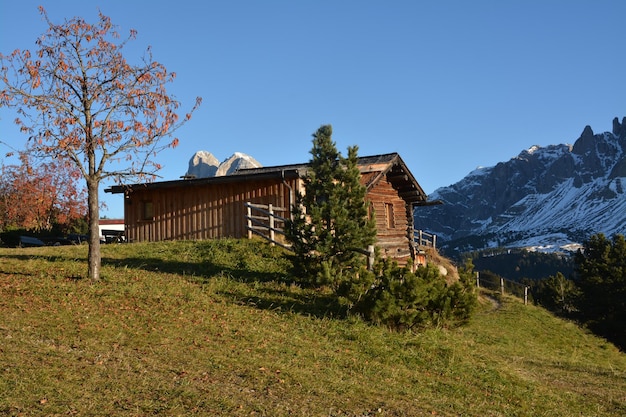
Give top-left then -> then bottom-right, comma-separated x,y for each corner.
102,255 -> 348,319
221,285 -> 348,319
0,268 -> 35,277
0,249 -> 347,320
101,255 -> 283,283
0,253 -> 81,263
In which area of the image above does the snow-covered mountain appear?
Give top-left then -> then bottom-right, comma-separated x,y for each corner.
185,151 -> 262,178
414,117 -> 626,256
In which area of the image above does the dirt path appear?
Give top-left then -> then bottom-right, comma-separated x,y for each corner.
479,293 -> 502,312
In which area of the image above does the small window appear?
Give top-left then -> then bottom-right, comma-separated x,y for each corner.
142,201 -> 154,220
385,202 -> 395,228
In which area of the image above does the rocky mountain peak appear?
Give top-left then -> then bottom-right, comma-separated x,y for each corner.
185,151 -> 262,178
582,125 -> 594,137
215,153 -> 262,176
186,151 -> 220,178
612,116 -> 626,137
415,117 -> 626,256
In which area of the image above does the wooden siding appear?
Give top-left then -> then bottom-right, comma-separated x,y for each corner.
366,174 -> 413,264
123,173 -> 416,265
124,178 -> 298,242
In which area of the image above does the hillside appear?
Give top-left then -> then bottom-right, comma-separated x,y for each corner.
1,240 -> 625,416
414,117 -> 626,256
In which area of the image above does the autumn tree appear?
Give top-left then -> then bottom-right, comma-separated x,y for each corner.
0,7 -> 200,279
0,153 -> 87,233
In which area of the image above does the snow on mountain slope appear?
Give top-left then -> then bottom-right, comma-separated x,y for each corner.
414,117 -> 626,255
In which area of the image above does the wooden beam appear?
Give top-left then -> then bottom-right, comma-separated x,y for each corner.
387,172 -> 409,181
414,199 -> 444,206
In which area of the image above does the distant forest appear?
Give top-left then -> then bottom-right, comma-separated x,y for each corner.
467,249 -> 575,282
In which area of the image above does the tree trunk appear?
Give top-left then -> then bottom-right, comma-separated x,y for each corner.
87,179 -> 101,281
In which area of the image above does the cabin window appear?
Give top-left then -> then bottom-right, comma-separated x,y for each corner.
142,201 -> 154,221
385,202 -> 395,228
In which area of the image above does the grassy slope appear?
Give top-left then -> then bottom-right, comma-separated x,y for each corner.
0,240 -> 624,416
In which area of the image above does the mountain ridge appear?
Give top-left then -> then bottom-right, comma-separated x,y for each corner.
414,117 -> 626,256
185,151 -> 262,178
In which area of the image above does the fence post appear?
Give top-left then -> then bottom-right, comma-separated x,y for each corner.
524,286 -> 528,305
432,234 -> 437,249
418,230 -> 423,246
476,271 -> 480,288
500,277 -> 505,295
268,204 -> 275,246
246,203 -> 252,240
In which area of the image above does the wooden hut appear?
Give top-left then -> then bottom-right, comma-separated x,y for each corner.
105,153 -> 439,265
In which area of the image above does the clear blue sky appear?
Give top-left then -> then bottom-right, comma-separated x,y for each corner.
1,0 -> 625,219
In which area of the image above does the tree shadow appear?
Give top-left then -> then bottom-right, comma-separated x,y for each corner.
1,253 -> 78,263
100,255 -> 284,283
218,285 -> 348,319
101,255 -> 347,319
0,252 -> 88,280
0,268 -> 35,277
0,250 -> 347,319
102,257 -> 347,318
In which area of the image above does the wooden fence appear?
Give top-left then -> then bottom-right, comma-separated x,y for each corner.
244,202 -> 292,251
413,230 -> 437,249
244,202 -> 375,268
476,271 -> 529,305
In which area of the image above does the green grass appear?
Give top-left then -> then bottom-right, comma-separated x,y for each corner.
1,239 -> 625,416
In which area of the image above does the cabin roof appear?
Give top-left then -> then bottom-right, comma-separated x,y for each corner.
105,152 -> 432,205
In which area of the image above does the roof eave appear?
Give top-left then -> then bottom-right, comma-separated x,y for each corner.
104,169 -> 301,194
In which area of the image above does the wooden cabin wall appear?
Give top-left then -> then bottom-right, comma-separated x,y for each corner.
124,178 -> 298,242
121,170 -> 417,265
366,175 -> 413,264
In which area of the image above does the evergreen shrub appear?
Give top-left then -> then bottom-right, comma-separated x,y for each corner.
353,259 -> 477,330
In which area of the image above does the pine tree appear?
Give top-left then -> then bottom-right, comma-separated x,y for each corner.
533,272 -> 579,315
575,233 -> 626,349
286,125 -> 376,291
354,259 -> 476,330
